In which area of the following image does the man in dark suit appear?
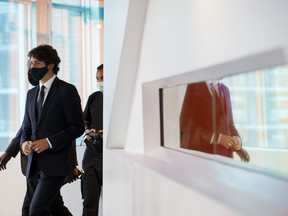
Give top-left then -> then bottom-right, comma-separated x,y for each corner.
0,57 -> 80,215
180,80 -> 241,158
21,44 -> 84,215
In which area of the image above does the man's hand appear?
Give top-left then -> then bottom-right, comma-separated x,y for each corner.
85,128 -> 96,141
22,141 -> 33,156
235,148 -> 250,162
0,153 -> 11,170
232,136 -> 242,151
30,139 -> 49,154
219,134 -> 235,149
64,167 -> 84,184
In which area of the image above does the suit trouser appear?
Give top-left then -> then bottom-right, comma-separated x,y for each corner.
22,191 -> 72,216
81,160 -> 102,216
22,168 -> 66,216
50,192 -> 73,216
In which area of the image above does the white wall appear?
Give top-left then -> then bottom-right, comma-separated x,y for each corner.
104,0 -> 288,216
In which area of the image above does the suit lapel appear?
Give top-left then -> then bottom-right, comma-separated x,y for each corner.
37,77 -> 60,124
32,86 -> 40,123
219,84 -> 227,113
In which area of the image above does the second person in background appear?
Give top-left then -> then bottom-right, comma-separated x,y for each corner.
81,64 -> 104,216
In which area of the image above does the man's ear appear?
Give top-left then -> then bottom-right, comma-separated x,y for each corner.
48,64 -> 54,71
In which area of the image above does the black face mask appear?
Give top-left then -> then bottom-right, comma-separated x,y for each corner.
27,69 -> 38,86
30,66 -> 48,81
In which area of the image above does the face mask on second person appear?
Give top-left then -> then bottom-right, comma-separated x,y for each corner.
97,81 -> 103,92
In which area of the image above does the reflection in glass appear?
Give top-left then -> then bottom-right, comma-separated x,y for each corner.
161,65 -> 288,177
223,66 -> 288,149
179,80 -> 244,159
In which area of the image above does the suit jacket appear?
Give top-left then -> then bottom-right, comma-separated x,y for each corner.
180,82 -> 239,158
6,128 -> 78,176
21,77 -> 84,177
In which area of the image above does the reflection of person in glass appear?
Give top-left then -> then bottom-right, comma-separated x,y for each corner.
180,79 -> 241,158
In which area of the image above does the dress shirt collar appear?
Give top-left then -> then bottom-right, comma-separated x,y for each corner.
206,79 -> 222,95
206,79 -> 222,89
40,74 -> 56,91
38,74 -> 56,103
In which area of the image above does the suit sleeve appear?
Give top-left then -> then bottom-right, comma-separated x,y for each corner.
48,84 -> 84,151
224,86 -> 240,138
180,83 -> 214,149
20,90 -> 33,146
83,95 -> 92,128
72,140 -> 78,166
5,128 -> 22,158
180,84 -> 196,148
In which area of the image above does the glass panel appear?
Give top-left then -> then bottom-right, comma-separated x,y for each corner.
53,0 -> 82,7
51,1 -> 103,145
0,0 -> 103,150
161,65 -> 288,177
0,1 -> 36,151
51,0 -> 103,101
52,5 -> 83,89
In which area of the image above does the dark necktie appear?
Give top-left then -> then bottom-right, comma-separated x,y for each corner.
209,83 -> 225,112
216,83 -> 223,98
37,85 -> 45,121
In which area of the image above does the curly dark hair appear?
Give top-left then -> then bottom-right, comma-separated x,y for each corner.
28,44 -> 61,74
97,64 -> 103,71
